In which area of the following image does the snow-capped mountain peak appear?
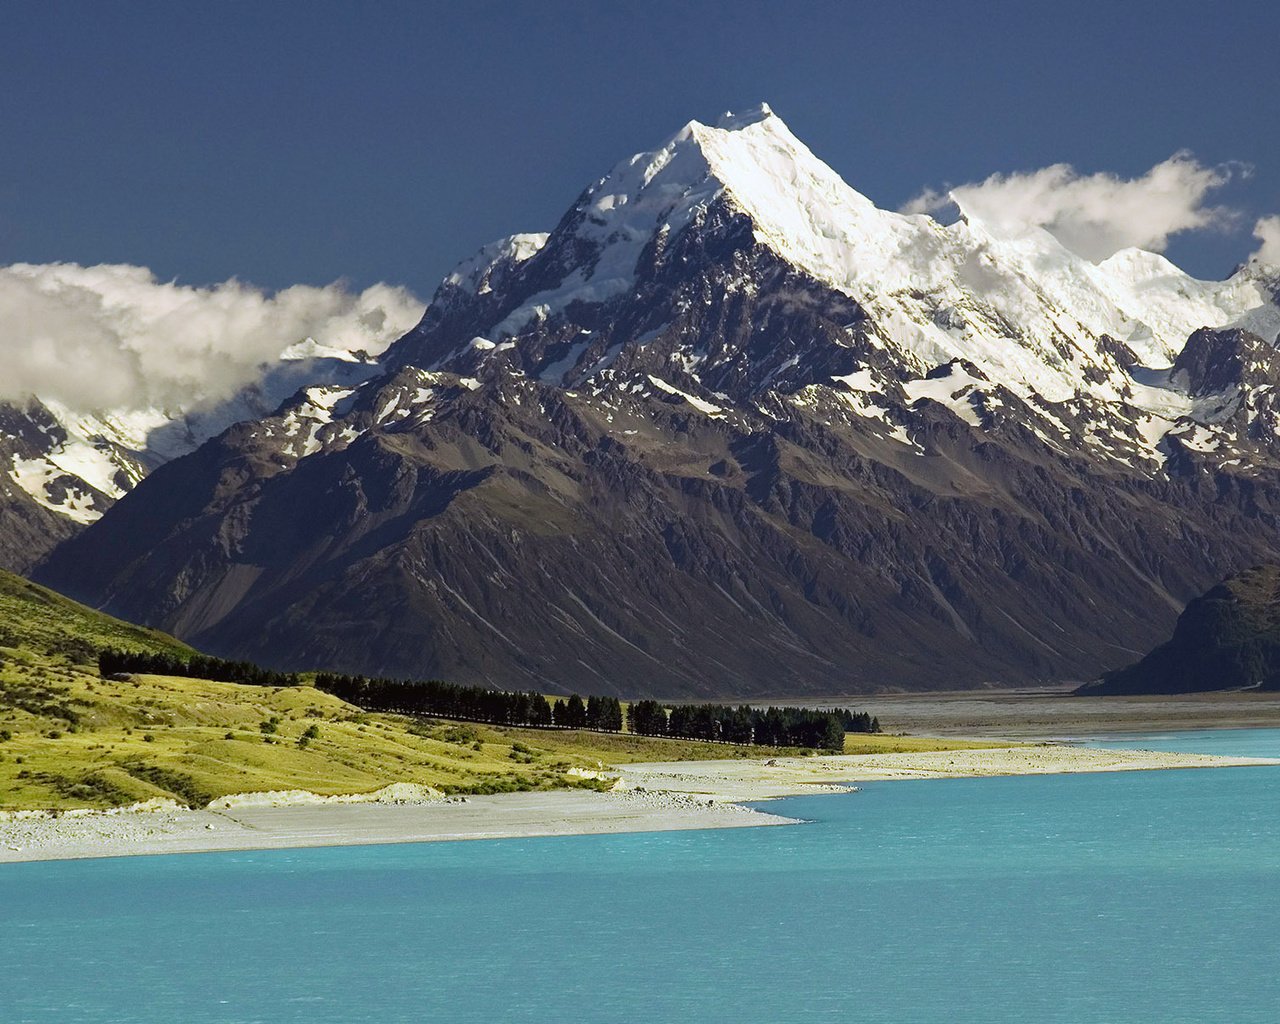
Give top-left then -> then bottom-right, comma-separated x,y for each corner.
714,101 -> 775,130
397,105 -> 1276,414
36,105 -> 1280,696
444,233 -> 549,297
17,104 -> 1280,558
379,104 -> 1280,488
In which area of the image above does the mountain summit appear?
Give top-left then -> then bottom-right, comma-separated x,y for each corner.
36,107 -> 1280,696
394,104 -> 1277,406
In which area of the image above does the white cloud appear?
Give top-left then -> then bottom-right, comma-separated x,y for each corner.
902,153 -> 1238,262
1251,215 -> 1280,266
0,263 -> 423,414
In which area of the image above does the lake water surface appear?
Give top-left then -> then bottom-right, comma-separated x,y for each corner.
1083,726 -> 1280,758
3,730 -> 1278,1023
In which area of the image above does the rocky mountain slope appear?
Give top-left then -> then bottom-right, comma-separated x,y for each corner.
36,105 -> 1280,696
1078,565 -> 1280,694
0,343 -> 382,571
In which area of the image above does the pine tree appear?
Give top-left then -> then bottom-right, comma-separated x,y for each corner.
565,694 -> 587,729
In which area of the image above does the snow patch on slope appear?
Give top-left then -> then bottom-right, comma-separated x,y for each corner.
446,234 -> 549,296
647,375 -> 723,415
903,364 -> 990,427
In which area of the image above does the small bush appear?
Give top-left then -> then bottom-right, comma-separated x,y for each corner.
433,724 -> 482,745
143,733 -> 155,743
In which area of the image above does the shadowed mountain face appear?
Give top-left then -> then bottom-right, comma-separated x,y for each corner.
1078,565 -> 1280,695
34,107 -> 1280,697
0,351 -> 385,570
0,399 -> 119,573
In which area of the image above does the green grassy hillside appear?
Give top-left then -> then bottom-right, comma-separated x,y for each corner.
0,569 -> 994,811
0,569 -> 193,662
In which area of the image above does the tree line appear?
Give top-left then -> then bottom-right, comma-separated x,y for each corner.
836,709 -> 880,734
628,701 -> 878,751
98,649 -> 299,688
313,673 -> 624,732
98,649 -> 880,750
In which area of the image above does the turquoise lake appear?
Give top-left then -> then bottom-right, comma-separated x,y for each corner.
3,730 -> 1278,1023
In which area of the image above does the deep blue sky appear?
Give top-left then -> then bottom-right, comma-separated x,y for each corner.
2,0 -> 1277,296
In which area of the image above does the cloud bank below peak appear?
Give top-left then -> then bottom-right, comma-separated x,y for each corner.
0,263 -> 424,415
902,152 -> 1243,264
1252,216 -> 1280,267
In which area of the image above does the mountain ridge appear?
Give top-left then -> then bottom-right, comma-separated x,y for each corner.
31,105 -> 1280,696
0,265 -> 418,569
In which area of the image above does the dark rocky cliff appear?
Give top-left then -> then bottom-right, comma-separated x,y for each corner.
1078,565 -> 1280,695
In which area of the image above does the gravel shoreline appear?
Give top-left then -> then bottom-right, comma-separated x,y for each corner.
613,744 -> 1280,800
3,745 -> 1276,864
0,789 -> 795,864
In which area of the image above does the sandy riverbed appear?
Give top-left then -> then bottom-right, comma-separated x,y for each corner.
614,744 -> 1279,800
775,688 -> 1280,738
2,744 -> 1275,864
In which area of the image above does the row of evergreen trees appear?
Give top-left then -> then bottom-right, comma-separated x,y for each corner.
627,701 -> 877,751
555,693 -> 625,732
835,709 -> 881,734
313,672 -> 624,732
98,649 -> 299,688
98,649 -> 877,750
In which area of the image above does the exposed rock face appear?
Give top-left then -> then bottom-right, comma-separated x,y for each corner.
1078,565 -> 1280,695
32,106 -> 1280,696
0,399 -> 120,572
1173,327 -> 1280,397
0,342 -> 393,568
37,349 -> 1280,696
